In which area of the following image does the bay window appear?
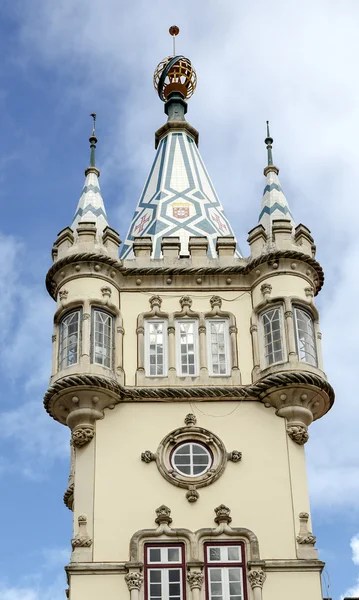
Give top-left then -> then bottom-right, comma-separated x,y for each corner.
92,309 -> 114,369
261,307 -> 286,366
293,306 -> 317,366
59,309 -> 81,370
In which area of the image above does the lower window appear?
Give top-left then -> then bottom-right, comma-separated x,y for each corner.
145,544 -> 185,600
205,543 -> 246,600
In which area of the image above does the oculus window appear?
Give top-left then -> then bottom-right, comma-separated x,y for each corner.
171,441 -> 212,477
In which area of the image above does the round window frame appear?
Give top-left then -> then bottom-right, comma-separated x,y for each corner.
155,425 -> 228,489
171,441 -> 213,478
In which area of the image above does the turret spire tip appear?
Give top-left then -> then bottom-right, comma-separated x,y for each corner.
264,120 -> 274,167
89,113 -> 98,168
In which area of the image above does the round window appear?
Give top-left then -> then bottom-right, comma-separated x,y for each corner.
172,442 -> 212,477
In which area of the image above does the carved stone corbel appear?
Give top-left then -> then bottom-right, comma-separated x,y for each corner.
125,571 -> 144,591
67,394 -> 103,448
187,569 -> 204,600
155,504 -> 172,526
248,568 -> 266,600
214,504 -> 232,525
296,512 -> 318,559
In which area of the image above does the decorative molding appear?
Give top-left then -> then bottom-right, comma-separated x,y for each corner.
44,371 -> 335,424
72,425 -> 95,448
46,249 -> 325,299
63,482 -> 74,511
228,450 -> 242,462
214,504 -> 232,525
180,295 -> 193,309
187,571 -> 204,590
71,515 -> 92,550
59,290 -> 68,301
186,486 -> 199,503
125,572 -> 144,591
141,450 -> 156,463
149,295 -> 162,310
155,504 -> 173,526
52,334 -> 57,343
248,569 -> 266,589
287,424 -> 309,445
101,286 -> 112,298
260,283 -> 272,298
184,413 -> 197,426
210,295 -> 222,309
305,286 -> 314,298
297,512 -> 316,545
82,312 -> 90,321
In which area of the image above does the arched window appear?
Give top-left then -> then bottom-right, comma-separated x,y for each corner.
59,309 -> 81,369
145,319 -> 168,377
293,306 -> 317,366
91,309 -> 114,369
261,307 -> 286,366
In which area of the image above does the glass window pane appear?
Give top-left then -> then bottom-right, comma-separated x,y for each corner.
177,320 -> 198,376
227,547 -> 240,561
294,308 -> 317,366
149,548 -> 161,562
262,308 -> 284,366
209,548 -> 221,561
59,310 -> 80,369
168,548 -> 179,562
146,321 -> 167,376
172,442 -> 211,477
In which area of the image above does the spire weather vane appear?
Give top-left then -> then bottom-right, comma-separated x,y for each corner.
90,113 -> 97,137
169,25 -> 179,56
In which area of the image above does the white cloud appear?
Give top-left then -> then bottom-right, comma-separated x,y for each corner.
341,534 -> 359,598
0,576 -> 66,600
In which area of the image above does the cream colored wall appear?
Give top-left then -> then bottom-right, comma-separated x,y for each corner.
92,401 -> 303,563
263,571 -> 323,600
120,290 -> 253,386
69,574 -> 125,600
252,274 -> 312,308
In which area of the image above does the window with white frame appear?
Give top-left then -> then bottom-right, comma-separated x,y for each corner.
92,309 -> 114,369
171,441 -> 212,477
293,306 -> 317,367
145,544 -> 185,600
145,320 -> 168,377
176,320 -> 198,376
59,309 -> 81,370
207,319 -> 230,376
261,307 -> 286,366
205,543 -> 246,600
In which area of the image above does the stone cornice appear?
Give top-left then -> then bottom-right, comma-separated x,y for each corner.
46,249 -> 324,299
44,370 -> 334,423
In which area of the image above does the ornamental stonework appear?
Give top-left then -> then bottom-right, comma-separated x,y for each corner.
187,571 -> 204,590
248,569 -> 266,589
125,572 -> 144,591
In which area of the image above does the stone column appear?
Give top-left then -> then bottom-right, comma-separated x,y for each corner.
248,569 -> 266,600
125,571 -> 144,600
187,570 -> 204,600
136,326 -> 145,373
198,324 -> 208,375
250,323 -> 260,374
81,300 -> 91,368
315,325 -> 324,371
168,324 -> 176,382
116,324 -> 125,382
284,299 -> 296,361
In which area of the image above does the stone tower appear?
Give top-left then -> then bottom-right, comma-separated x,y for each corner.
45,38 -> 334,600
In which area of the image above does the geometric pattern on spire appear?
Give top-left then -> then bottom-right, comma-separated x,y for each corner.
258,168 -> 295,233
120,131 -> 240,259
71,169 -> 109,236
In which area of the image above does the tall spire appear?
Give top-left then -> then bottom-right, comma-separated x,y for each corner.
120,29 -> 239,259
71,115 -> 109,237
258,121 -> 294,234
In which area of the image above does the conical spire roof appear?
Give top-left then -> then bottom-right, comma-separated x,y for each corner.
258,122 -> 294,234
71,115 -> 109,237
120,48 -> 238,259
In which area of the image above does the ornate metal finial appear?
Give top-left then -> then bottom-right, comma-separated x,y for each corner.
265,120 -> 273,167
154,31 -> 197,102
89,113 -> 98,167
169,25 -> 180,55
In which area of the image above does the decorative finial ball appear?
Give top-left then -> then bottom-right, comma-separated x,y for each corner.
169,25 -> 180,36
154,55 -> 197,102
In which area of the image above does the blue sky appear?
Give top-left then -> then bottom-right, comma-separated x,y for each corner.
0,0 -> 358,598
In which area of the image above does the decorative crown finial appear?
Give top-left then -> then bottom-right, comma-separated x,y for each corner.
265,120 -> 274,167
153,29 -> 197,102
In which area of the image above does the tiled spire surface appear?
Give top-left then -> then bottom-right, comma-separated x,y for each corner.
71,116 -> 109,237
120,95 -> 239,259
258,122 -> 294,234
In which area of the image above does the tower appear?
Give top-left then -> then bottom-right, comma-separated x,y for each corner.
45,30 -> 334,600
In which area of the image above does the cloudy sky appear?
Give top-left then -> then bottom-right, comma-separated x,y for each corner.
0,0 -> 357,598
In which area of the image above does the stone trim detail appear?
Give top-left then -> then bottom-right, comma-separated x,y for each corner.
71,425 -> 95,448
187,571 -> 204,590
71,515 -> 92,550
125,572 -> 144,591
248,569 -> 266,589
44,370 -> 334,422
129,504 -> 260,563
141,416 -> 241,502
46,249 -> 325,298
296,512 -> 318,560
287,424 -> 309,445
63,482 -> 74,511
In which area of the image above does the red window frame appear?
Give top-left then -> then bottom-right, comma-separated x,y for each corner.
144,542 -> 186,600
204,541 -> 248,600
